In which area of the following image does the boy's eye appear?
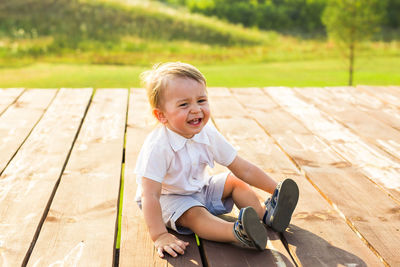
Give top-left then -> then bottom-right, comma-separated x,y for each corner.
198,99 -> 207,103
179,103 -> 188,107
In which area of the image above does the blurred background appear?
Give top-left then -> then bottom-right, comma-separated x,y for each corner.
0,0 -> 399,88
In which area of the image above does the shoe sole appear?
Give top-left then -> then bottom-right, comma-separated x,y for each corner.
241,207 -> 267,251
270,179 -> 299,232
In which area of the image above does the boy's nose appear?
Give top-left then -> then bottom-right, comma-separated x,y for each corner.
190,105 -> 201,113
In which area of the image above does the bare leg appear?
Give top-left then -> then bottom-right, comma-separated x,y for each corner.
176,174 -> 267,242
176,206 -> 237,243
222,173 -> 265,219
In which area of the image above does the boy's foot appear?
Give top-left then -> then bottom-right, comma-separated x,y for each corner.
233,206 -> 267,251
263,178 -> 299,233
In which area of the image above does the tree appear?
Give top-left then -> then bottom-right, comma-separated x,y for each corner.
322,0 -> 386,85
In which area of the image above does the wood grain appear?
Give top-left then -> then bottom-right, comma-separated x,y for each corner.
0,87 -> 397,267
27,89 -> 127,267
264,86 -> 398,266
318,86 -> 400,132
119,89 -> 202,267
266,87 -> 400,200
0,88 -> 24,115
0,89 -> 56,174
0,89 -> 92,266
205,87 -> 296,267
230,87 -> 385,266
357,85 -> 400,108
294,86 -> 400,164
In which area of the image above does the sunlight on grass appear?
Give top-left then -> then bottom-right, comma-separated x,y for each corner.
1,56 -> 398,88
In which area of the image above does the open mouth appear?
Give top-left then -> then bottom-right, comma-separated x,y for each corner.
187,118 -> 203,126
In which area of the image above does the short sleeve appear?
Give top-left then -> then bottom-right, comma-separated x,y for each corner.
134,132 -> 170,183
206,123 -> 237,166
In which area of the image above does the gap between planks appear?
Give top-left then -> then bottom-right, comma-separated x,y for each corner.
246,87 -> 396,266
26,89 -> 126,266
0,89 -> 93,266
2,88 -> 396,267
217,87 -> 386,266
24,89 -> 94,266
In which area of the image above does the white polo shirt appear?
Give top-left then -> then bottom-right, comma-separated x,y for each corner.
135,122 -> 237,201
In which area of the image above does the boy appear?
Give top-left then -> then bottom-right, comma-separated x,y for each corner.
135,62 -> 299,258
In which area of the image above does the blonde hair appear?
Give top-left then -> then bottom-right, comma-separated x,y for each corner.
140,62 -> 207,109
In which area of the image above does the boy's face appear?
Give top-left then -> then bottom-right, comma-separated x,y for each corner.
154,76 -> 210,139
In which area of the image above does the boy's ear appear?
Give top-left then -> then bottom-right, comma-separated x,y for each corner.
153,108 -> 167,124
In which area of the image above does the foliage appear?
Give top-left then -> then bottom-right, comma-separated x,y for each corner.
0,0 -> 271,50
161,0 -> 327,37
322,0 -> 386,43
384,0 -> 400,29
159,0 -> 400,39
378,0 -> 400,40
0,0 -> 398,68
322,0 -> 387,85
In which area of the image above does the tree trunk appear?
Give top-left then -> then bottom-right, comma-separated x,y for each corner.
348,42 -> 354,86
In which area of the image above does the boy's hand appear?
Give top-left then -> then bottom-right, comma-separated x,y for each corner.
154,232 -> 189,258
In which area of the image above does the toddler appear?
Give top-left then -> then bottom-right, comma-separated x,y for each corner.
135,62 -> 299,258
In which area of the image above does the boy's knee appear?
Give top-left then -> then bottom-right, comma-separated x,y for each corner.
223,174 -> 251,198
229,174 -> 250,190
177,206 -> 207,227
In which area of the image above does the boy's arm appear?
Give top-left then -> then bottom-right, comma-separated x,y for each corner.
141,177 -> 189,258
227,155 -> 278,194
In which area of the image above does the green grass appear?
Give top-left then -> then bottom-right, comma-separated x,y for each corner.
0,0 -> 271,54
202,56 -> 400,87
0,64 -> 146,88
1,0 -> 399,86
1,56 -> 399,88
2,0 -> 398,68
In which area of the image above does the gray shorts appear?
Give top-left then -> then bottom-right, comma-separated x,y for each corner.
137,172 -> 234,234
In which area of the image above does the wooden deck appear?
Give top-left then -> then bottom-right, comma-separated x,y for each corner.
0,86 -> 399,266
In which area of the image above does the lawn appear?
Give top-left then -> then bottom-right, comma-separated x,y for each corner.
1,0 -> 399,88
1,56 -> 399,88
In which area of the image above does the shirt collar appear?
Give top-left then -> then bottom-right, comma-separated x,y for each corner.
165,125 -> 210,152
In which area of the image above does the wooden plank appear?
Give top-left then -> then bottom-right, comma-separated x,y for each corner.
388,86 -> 400,99
0,89 -> 92,266
209,120 -> 296,267
205,87 -> 296,267
294,87 -> 400,161
357,85 -> 400,108
202,238 -> 294,267
27,89 -> 127,267
315,86 -> 400,133
0,88 -> 24,115
264,86 -> 399,266
225,88 -> 385,266
302,166 -> 398,265
120,88 -> 202,267
208,87 -> 248,119
0,89 -> 56,174
266,87 -> 400,201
